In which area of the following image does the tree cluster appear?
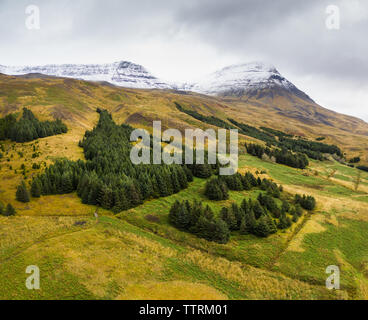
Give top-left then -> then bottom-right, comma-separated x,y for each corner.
170,171 -> 314,241
204,171 -> 259,200
349,157 -> 360,163
294,194 -> 316,210
30,110 -> 192,213
176,103 -> 342,166
246,143 -> 309,169
0,108 -> 67,143
169,200 -> 230,244
357,166 -> 368,173
175,102 -> 236,130
0,202 -> 16,216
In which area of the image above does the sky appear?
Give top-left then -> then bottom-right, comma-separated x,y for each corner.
0,0 -> 367,121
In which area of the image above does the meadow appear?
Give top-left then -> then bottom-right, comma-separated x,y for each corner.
1,147 -> 367,299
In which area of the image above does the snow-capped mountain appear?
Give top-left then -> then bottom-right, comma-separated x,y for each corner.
0,60 -> 313,102
183,62 -> 313,102
0,61 -> 173,90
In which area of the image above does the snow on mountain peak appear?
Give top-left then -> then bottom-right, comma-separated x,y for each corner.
0,61 -> 173,90
0,60 -> 312,102
183,61 -> 297,96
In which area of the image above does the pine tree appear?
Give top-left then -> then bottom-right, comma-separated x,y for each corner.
295,204 -> 303,217
5,203 -> 16,216
16,181 -> 30,203
98,185 -> 114,209
281,200 -> 290,213
265,214 -> 277,234
203,205 -> 214,220
240,209 -> 256,234
188,200 -> 202,228
241,176 -> 252,190
240,217 -> 249,235
169,200 -> 190,229
125,183 -> 142,206
212,219 -> 230,244
81,187 -> 90,204
112,190 -> 129,213
231,203 -> 243,229
192,164 -> 212,178
253,215 -> 270,237
252,200 -> 264,219
205,178 -> 228,200
278,212 -> 292,229
31,178 -> 42,198
61,172 -> 74,193
177,167 -> 188,189
220,207 -> 237,230
292,211 -> 299,223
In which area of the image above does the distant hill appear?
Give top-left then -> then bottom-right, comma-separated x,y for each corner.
0,72 -> 367,162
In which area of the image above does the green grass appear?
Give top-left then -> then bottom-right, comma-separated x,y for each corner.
274,217 -> 368,298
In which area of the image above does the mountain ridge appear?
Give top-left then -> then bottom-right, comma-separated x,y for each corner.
0,61 -> 173,90
0,60 -> 313,103
182,61 -> 314,103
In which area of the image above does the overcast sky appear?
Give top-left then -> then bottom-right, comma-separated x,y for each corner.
0,0 -> 367,121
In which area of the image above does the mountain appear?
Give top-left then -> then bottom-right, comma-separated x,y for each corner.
1,61 -> 312,103
0,61 -> 172,90
183,62 -> 314,103
1,60 -> 367,146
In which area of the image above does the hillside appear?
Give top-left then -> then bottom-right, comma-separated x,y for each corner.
1,73 -> 367,161
1,73 -> 368,299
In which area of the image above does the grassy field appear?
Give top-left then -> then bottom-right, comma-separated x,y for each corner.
0,215 -> 344,300
1,74 -> 368,299
1,150 -> 367,299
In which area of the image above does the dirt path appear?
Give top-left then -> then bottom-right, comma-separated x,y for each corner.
267,211 -> 313,269
0,225 -> 94,265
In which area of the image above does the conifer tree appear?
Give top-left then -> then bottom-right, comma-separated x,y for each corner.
188,200 -> 202,228
16,181 -> 30,203
98,185 -> 114,209
212,219 -> 230,244
240,209 -> 256,234
61,172 -> 74,193
5,203 -> 16,216
281,200 -> 290,213
252,200 -> 265,219
253,215 -> 270,237
278,212 -> 292,229
169,200 -> 190,229
31,178 -> 42,198
220,207 -> 237,230
265,214 -> 277,234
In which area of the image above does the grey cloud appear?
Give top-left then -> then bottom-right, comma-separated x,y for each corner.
0,0 -> 367,120
174,0 -> 368,83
